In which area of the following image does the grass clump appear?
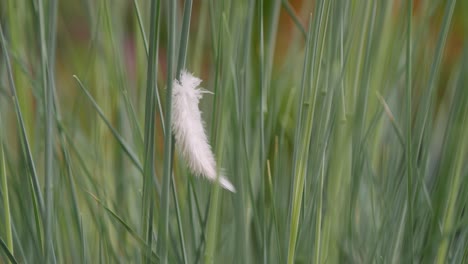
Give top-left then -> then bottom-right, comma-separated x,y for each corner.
0,0 -> 467,263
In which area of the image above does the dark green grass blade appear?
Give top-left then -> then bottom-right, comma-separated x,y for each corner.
0,237 -> 18,264
141,0 -> 161,263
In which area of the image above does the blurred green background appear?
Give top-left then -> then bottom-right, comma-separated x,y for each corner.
0,0 -> 467,263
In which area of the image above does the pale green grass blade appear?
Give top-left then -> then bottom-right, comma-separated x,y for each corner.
204,3 -> 227,262
140,4 -> 161,260
405,0 -> 414,259
39,0 -> 58,260
414,0 -> 457,154
73,76 -> 145,175
132,0 -> 149,57
434,51 -> 468,263
0,23 -> 44,218
0,122 -> 13,260
288,0 -> 329,259
86,191 -> 159,262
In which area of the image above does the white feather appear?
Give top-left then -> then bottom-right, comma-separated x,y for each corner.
171,70 -> 235,192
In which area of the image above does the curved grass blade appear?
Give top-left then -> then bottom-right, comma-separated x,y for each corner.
86,191 -> 159,262
73,76 -> 145,175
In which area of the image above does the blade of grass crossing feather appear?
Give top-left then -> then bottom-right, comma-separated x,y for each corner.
157,0 -> 177,262
168,1 -> 194,263
0,128 -> 13,258
405,0 -> 414,259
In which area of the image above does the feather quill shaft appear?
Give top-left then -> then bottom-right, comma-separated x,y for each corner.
171,70 -> 235,192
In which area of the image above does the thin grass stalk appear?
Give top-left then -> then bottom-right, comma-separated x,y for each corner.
0,123 -> 13,259
168,0 -> 194,263
6,0 -> 33,144
287,13 -> 314,264
434,55 -> 468,263
157,0 -> 177,262
141,0 -> 160,262
204,4 -> 226,261
281,0 -> 306,39
132,0 -> 149,57
405,0 -> 414,260
288,0 -> 330,260
258,0 -> 267,262
42,0 -> 58,261
102,0 -> 144,145
414,0 -> 457,156
73,76 -> 146,176
0,22 -> 45,252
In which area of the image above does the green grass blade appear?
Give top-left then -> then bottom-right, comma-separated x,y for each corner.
157,0 -> 177,262
86,191 -> 159,262
405,0 -> 414,260
132,0 -> 149,57
281,0 -> 306,39
0,237 -> 18,264
73,76 -> 145,173
0,22 -> 44,218
141,0 -> 161,263
0,123 -> 13,259
40,0 -> 58,260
